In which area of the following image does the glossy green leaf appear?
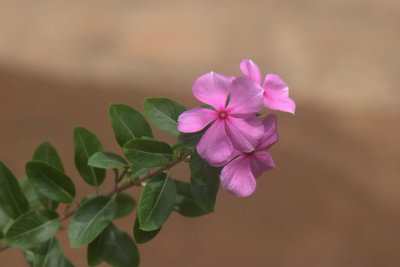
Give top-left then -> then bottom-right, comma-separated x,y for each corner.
33,141 -> 65,172
190,178 -> 220,212
88,151 -> 128,169
138,173 -> 176,231
105,225 -> 140,267
144,98 -> 186,136
114,193 -> 136,219
20,177 -> 59,211
5,210 -> 60,249
177,128 -> 206,147
26,161 -> 75,204
133,215 -> 161,244
190,153 -> 221,185
0,161 -> 29,219
19,178 -> 40,210
87,224 -> 114,266
123,139 -> 173,168
73,127 -> 106,187
109,104 -> 153,147
31,238 -> 74,267
0,207 -> 10,231
68,195 -> 116,247
174,180 -> 211,217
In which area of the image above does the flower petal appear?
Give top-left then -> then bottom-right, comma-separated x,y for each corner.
177,107 -> 217,133
263,74 -> 296,114
226,77 -> 264,115
251,151 -> 276,178
225,116 -> 264,152
258,114 -> 279,150
240,59 -> 262,85
192,72 -> 234,110
220,155 -> 256,197
196,120 -> 233,166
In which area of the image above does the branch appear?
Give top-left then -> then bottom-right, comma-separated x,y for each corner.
0,154 -> 187,254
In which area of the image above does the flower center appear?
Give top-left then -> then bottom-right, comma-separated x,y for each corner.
219,111 -> 227,119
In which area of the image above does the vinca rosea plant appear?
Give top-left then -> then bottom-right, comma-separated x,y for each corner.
0,59 -> 295,266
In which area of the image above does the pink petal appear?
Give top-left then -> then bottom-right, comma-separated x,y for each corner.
196,120 -> 233,166
177,107 -> 218,133
257,114 -> 279,150
225,116 -> 264,152
220,155 -> 256,197
226,77 -> 264,115
239,59 -> 262,85
263,74 -> 296,114
192,72 -> 234,110
250,151 -> 276,178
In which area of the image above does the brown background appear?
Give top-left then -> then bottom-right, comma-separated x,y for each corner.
0,1 -> 399,266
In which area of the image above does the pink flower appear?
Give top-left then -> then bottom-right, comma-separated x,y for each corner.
240,59 -> 296,114
178,72 -> 264,166
220,114 -> 278,197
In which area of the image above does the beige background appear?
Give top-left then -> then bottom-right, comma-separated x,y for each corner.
0,1 -> 399,266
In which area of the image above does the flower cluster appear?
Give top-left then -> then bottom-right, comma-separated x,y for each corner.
178,59 -> 295,197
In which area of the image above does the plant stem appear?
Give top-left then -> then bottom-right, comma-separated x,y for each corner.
0,154 -> 186,254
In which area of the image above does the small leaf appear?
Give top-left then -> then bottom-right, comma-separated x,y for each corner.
5,210 -> 60,249
174,180 -> 211,217
190,178 -> 220,212
68,195 -> 116,248
20,177 -> 59,211
88,151 -> 128,169
73,127 -> 106,187
190,153 -> 221,185
105,225 -> 140,267
114,193 -> 136,219
31,238 -> 74,267
123,139 -> 173,168
0,207 -> 10,231
144,98 -> 186,136
87,224 -> 114,266
133,215 -> 161,244
177,127 -> 207,148
19,178 -> 40,210
138,173 -> 176,231
0,161 -> 29,219
33,141 -> 65,172
109,104 -> 153,147
26,161 -> 76,204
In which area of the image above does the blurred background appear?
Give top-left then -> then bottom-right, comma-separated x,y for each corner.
0,0 -> 399,266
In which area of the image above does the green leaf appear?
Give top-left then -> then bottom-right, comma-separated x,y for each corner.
88,151 -> 128,169
26,161 -> 76,204
19,178 -> 40,210
31,238 -> 74,267
73,127 -> 106,187
87,224 -> 114,266
190,153 -> 221,185
105,225 -> 140,267
123,139 -> 173,168
133,215 -> 161,244
109,104 -> 153,147
0,207 -> 10,231
190,178 -> 220,212
177,128 -> 206,147
33,141 -> 65,172
5,210 -> 60,249
144,98 -> 186,136
114,193 -> 136,220
0,161 -> 29,219
174,180 -> 211,217
20,177 -> 59,211
138,173 -> 176,231
68,195 -> 116,248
